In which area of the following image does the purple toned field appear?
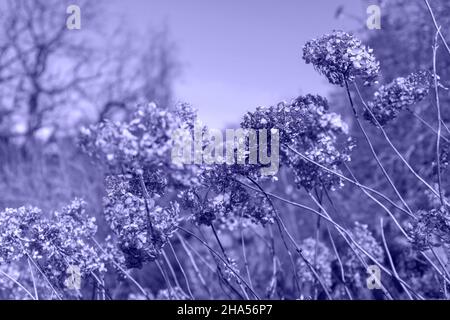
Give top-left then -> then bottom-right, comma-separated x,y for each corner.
1,0 -> 450,300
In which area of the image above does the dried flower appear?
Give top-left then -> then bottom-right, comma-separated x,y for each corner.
364,70 -> 433,125
0,199 -> 103,293
408,207 -> 450,250
181,176 -> 275,227
103,175 -> 179,268
242,95 -> 353,190
303,31 -> 379,86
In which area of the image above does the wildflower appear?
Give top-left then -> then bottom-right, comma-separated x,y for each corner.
103,175 -> 180,268
0,200 -> 103,294
408,207 -> 450,250
81,103 -> 170,170
364,70 -> 433,125
81,102 -> 202,195
241,94 -> 353,191
81,103 -> 196,268
181,176 -> 275,228
0,206 -> 41,264
302,31 -> 379,86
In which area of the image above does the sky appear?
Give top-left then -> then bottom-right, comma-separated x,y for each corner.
109,0 -> 366,128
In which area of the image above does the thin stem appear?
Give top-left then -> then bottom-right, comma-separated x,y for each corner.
90,271 -> 111,300
311,193 -> 428,299
161,249 -> 182,290
432,28 -> 445,206
429,246 -> 450,284
0,268 -> 36,300
138,172 -> 155,241
27,257 -> 38,300
430,247 -> 449,299
178,226 -> 260,300
410,110 -> 450,143
210,224 -> 229,261
326,226 -> 353,300
308,192 -> 394,300
246,176 -> 332,299
313,188 -> 323,300
240,227 -> 255,291
323,189 -> 353,299
168,240 -> 195,299
175,233 -> 212,297
250,226 -> 279,299
155,258 -> 177,298
420,251 -> 450,284
186,230 -> 242,297
424,0 -> 450,57
182,234 -> 216,272
239,177 -> 426,298
345,79 -> 413,215
210,224 -> 250,300
285,144 -> 411,217
380,218 -> 414,300
353,82 -> 447,205
91,238 -> 150,299
25,252 -> 63,300
344,162 -> 411,238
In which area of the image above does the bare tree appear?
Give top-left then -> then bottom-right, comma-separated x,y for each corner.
96,25 -> 180,122
0,0 -> 179,143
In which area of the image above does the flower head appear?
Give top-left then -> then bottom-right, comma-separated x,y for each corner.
408,207 -> 450,250
242,94 -> 353,191
364,70 -> 433,125
0,200 -> 103,294
181,176 -> 275,227
103,175 -> 179,268
303,31 -> 379,86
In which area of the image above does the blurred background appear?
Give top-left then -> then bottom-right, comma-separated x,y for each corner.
1,0 -> 450,299
0,0 -> 366,211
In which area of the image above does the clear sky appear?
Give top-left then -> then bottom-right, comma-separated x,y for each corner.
109,0 -> 366,128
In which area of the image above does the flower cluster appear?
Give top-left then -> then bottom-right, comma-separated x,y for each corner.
241,94 -> 353,190
364,71 -> 433,126
80,102 -> 201,188
302,31 -> 379,86
104,175 -> 180,268
80,103 -> 190,170
181,174 -> 275,228
81,103 -> 200,268
0,199 -> 103,294
0,206 -> 41,264
296,238 -> 333,290
408,207 -> 450,250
